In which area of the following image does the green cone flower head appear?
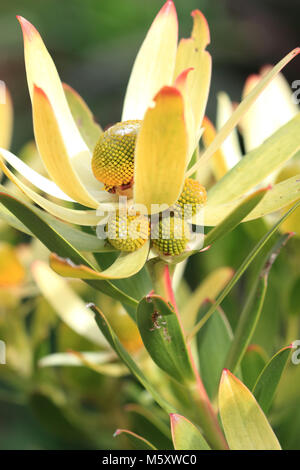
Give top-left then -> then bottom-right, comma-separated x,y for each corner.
174,178 -> 207,219
152,215 -> 191,256
92,120 -> 141,192
107,210 -> 150,252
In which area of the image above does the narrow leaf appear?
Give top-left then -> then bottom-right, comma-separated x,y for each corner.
187,48 -> 300,176
224,233 -> 293,372
196,302 -> 233,399
91,303 -> 175,414
241,345 -> 268,390
253,345 -> 292,414
50,241 -> 149,280
203,186 -> 270,247
0,191 -> 137,306
114,429 -> 157,450
170,413 -> 211,450
188,201 -> 300,339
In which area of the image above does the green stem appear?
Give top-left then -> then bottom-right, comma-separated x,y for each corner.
148,260 -> 228,450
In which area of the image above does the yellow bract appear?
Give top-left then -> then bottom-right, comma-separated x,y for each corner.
0,243 -> 25,288
134,86 -> 188,213
0,86 -> 13,149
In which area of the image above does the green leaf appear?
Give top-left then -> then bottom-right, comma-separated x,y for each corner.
196,301 -> 233,400
200,174 -> 300,226
63,83 -> 102,152
113,429 -> 157,450
137,294 -> 195,384
207,112 -> 300,206
253,345 -> 292,414
188,201 -> 300,339
0,184 -> 116,253
91,303 -> 175,414
241,345 -> 268,390
224,233 -> 292,373
49,241 -> 149,280
0,191 -> 137,306
170,413 -> 211,450
218,370 -> 281,450
32,260 -> 108,347
203,186 -> 270,247
182,267 -> 234,331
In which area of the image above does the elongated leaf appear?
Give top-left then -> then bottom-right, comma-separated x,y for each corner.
113,429 -> 157,450
224,233 -> 292,373
0,192 -> 137,306
32,261 -> 108,347
122,1 -> 178,121
200,174 -> 300,226
0,183 -> 115,252
182,267 -> 234,330
203,186 -> 270,247
0,156 -> 104,226
196,302 -> 233,399
33,85 -> 100,207
137,294 -> 195,384
219,370 -> 281,450
63,83 -> 102,152
188,201 -> 300,339
50,241 -> 149,280
91,303 -> 175,414
170,413 -> 210,450
187,48 -> 300,176
39,351 -> 114,367
253,345 -> 292,414
134,86 -> 187,213
241,345 -> 268,390
207,112 -> 300,206
18,16 -> 101,204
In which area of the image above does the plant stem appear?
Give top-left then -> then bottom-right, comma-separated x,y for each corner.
148,260 -> 228,450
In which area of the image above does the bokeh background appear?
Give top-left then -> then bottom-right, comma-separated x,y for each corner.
0,0 -> 299,450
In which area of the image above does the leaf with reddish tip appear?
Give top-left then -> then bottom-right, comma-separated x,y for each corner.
253,345 -> 292,414
134,86 -> 188,213
32,85 -> 100,207
137,294 -> 195,384
219,369 -> 281,450
17,17 -> 101,203
113,429 -> 157,450
50,241 -> 149,280
170,413 -> 210,450
122,1 -> 178,121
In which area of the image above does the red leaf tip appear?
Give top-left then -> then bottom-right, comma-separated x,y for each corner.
16,15 -> 36,41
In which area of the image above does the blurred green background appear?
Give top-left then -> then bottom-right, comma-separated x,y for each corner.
0,0 -> 299,450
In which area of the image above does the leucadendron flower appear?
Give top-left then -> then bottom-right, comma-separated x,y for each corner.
0,1 -> 299,281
